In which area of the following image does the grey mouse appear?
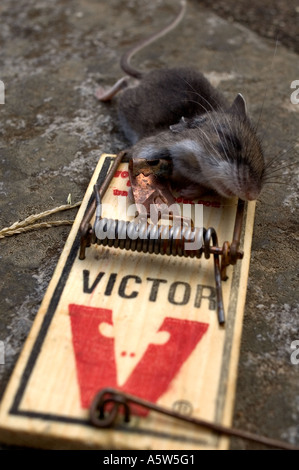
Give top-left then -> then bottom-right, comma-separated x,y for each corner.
97,0 -> 265,201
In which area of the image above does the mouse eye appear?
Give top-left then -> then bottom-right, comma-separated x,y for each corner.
199,116 -> 207,124
191,115 -> 207,128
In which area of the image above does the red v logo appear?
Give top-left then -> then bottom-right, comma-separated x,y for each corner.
69,304 -> 209,415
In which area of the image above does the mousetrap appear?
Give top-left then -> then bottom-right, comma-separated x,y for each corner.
0,152 -> 256,450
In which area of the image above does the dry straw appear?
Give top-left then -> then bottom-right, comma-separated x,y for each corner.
0,201 -> 81,239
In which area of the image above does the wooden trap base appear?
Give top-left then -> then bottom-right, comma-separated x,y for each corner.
0,154 -> 256,449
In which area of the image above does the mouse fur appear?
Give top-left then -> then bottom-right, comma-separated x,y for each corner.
118,67 -> 227,144
97,1 -> 265,201
119,67 -> 265,201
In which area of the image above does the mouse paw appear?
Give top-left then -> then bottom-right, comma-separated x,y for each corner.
95,86 -> 114,101
95,77 -> 128,102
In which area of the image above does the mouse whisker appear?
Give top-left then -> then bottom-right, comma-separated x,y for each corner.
264,161 -> 299,176
194,126 -> 222,160
178,75 -> 235,139
182,85 -> 239,149
179,76 -> 220,112
263,143 -> 298,169
263,180 -> 289,185
181,96 -> 233,163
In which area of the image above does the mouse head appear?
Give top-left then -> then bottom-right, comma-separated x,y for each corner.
171,94 -> 265,201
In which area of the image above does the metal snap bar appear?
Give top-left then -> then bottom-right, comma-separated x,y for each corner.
90,388 -> 299,451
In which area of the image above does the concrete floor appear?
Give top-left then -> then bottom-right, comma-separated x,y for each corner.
0,0 -> 298,449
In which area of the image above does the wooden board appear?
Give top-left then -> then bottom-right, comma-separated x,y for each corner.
0,153 -> 256,449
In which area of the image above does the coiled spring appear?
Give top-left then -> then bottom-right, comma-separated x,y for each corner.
91,184 -> 224,324
94,217 -> 218,260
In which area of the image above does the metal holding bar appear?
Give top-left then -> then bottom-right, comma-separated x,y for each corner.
79,150 -> 127,259
90,388 -> 299,451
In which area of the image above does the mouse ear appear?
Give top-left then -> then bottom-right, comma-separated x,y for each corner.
229,93 -> 247,117
169,116 -> 188,133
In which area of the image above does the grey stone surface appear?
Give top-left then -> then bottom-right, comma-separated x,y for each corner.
0,0 -> 298,450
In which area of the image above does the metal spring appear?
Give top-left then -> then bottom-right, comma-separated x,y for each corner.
89,185 -> 225,324
93,217 -> 218,259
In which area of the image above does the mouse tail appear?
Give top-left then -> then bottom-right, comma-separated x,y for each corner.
120,0 -> 187,79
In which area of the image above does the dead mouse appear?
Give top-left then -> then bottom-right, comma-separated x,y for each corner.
97,0 -> 265,201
